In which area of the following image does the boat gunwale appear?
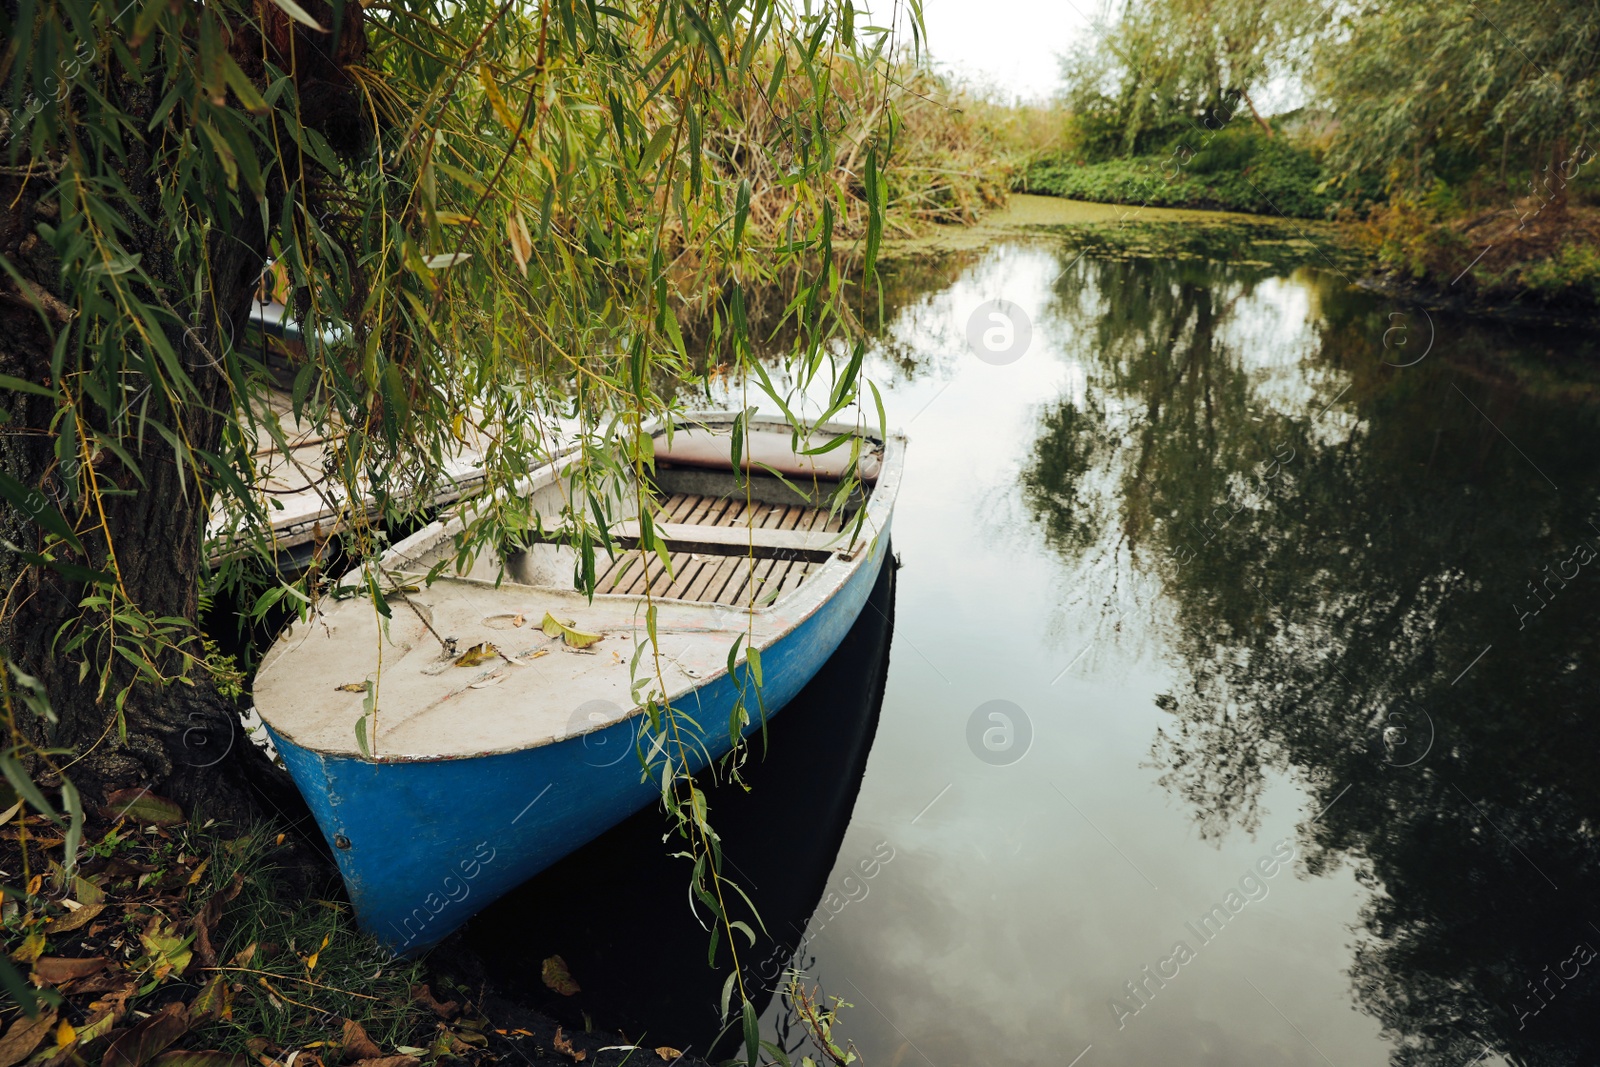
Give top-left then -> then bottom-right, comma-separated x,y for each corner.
257,413 -> 904,763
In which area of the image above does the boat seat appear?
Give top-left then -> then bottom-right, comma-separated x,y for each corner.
590,494 -> 852,605
655,426 -> 881,483
611,520 -> 856,563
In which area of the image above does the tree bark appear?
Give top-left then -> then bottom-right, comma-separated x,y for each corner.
1,0 -> 368,828
1236,86 -> 1274,139
1550,136 -> 1570,216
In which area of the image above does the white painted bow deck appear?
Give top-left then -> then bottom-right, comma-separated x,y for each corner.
254,413 -> 901,761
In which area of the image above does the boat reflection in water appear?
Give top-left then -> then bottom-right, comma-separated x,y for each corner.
461,555 -> 897,1057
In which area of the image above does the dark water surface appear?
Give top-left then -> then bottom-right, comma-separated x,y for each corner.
469,229 -> 1600,1067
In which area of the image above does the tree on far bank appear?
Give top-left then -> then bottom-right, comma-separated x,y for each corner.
1059,0 -> 1322,156
1312,0 -> 1600,205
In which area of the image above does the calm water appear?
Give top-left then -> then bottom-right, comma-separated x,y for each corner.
469,223 -> 1600,1067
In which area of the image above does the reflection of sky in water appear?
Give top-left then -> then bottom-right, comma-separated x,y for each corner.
704,239 -> 1403,1066
688,229 -> 1600,1067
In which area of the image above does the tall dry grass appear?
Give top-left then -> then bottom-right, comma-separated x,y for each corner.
661,56 -> 1075,362
666,51 -> 1062,252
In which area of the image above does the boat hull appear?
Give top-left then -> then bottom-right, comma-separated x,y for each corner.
266,530 -> 891,954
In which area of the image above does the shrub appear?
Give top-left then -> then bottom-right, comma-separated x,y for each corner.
1019,133 -> 1338,219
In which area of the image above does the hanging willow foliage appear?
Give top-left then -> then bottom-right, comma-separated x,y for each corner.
0,0 -> 920,1035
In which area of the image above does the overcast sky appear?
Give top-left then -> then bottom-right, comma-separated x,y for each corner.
877,0 -> 1306,112
890,0 -> 1100,101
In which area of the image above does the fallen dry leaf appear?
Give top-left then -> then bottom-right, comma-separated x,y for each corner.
454,642 -> 500,667
409,984 -> 459,1020
100,1001 -> 188,1067
243,1037 -> 278,1067
70,971 -> 129,996
33,956 -> 109,984
349,1058 -> 419,1067
193,873 -> 245,969
550,1029 -> 585,1063
0,1010 -> 58,1067
655,1048 -> 683,1061
150,1053 -> 252,1067
540,955 -> 580,996
85,980 -> 136,1024
511,612 -> 525,627
102,790 -> 184,827
334,683 -> 367,693
73,1011 -> 119,1050
48,901 -> 106,933
340,1020 -> 380,1063
189,976 -> 232,1025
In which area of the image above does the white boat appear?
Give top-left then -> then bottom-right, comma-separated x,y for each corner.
251,412 -> 905,952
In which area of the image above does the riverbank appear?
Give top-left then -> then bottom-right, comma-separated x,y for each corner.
1356,200 -> 1600,322
890,189 -> 1600,326
0,802 -> 715,1067
1017,136 -> 1337,220
881,192 -> 1355,271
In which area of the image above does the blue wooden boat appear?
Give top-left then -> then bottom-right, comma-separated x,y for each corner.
252,413 -> 904,954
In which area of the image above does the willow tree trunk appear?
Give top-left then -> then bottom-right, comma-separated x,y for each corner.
1236,87 -> 1273,139
1551,136 -> 1570,216
0,1 -> 368,826
0,178 -> 278,823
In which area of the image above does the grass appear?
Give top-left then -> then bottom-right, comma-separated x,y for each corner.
0,799 -> 477,1067
1019,130 -> 1338,220
198,843 -> 439,1060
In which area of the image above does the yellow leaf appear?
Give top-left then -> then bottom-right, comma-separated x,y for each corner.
479,65 -> 525,140
455,642 -> 501,667
335,682 -> 368,693
10,927 -> 45,964
55,1020 -> 76,1048
655,1049 -> 682,1061
307,933 -> 331,973
140,929 -> 194,980
540,613 -> 604,649
187,857 -> 211,886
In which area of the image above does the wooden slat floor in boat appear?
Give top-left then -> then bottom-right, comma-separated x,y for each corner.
593,494 -> 843,605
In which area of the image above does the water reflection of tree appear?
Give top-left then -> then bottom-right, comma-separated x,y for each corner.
1023,247 -> 1600,1066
